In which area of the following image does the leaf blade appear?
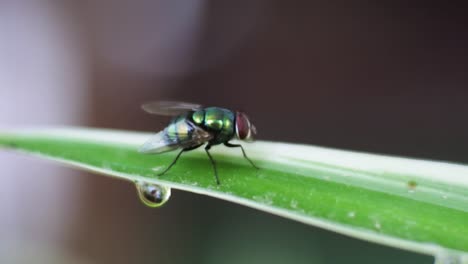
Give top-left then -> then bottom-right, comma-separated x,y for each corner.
0,127 -> 467,257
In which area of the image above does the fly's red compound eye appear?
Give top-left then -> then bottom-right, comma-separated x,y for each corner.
236,112 -> 250,140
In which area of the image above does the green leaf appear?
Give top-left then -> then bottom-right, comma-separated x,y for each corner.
0,127 -> 467,260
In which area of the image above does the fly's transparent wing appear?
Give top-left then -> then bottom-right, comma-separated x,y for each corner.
138,131 -> 179,154
139,124 -> 213,154
141,101 -> 202,116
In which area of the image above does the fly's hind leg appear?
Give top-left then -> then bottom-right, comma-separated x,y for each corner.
224,142 -> 259,170
158,144 -> 202,176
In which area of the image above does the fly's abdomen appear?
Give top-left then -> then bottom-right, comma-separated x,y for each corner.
165,114 -> 196,144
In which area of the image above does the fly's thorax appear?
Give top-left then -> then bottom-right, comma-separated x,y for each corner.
204,107 -> 224,130
191,108 -> 231,131
191,107 -> 235,144
192,110 -> 205,125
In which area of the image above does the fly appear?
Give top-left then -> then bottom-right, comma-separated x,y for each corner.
139,101 -> 258,185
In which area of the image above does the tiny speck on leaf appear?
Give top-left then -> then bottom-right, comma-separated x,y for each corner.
407,180 -> 417,190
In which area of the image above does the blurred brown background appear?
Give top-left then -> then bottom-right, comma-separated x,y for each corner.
1,1 -> 467,263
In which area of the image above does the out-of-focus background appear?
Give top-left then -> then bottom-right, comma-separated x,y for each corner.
1,1 -> 467,263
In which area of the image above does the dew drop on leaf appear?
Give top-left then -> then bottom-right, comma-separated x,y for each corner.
374,221 -> 381,230
347,211 -> 356,218
135,181 -> 171,208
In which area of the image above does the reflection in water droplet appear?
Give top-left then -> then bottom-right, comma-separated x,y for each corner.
135,181 -> 171,208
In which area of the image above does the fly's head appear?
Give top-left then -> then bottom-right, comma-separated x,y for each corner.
235,112 -> 256,142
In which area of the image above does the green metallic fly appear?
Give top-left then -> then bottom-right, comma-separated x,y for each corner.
139,101 -> 258,185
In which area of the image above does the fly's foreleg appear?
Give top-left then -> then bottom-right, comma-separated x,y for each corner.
224,142 -> 259,170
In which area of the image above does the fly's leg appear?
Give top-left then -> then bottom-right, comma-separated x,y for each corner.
205,144 -> 220,185
158,149 -> 184,176
224,142 -> 259,170
158,144 -> 202,176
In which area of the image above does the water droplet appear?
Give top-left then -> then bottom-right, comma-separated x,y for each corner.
252,192 -> 275,206
347,211 -> 356,218
135,181 -> 171,208
442,195 -> 448,199
290,199 -> 298,209
151,166 -> 165,172
102,162 -> 112,170
374,221 -> 381,230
